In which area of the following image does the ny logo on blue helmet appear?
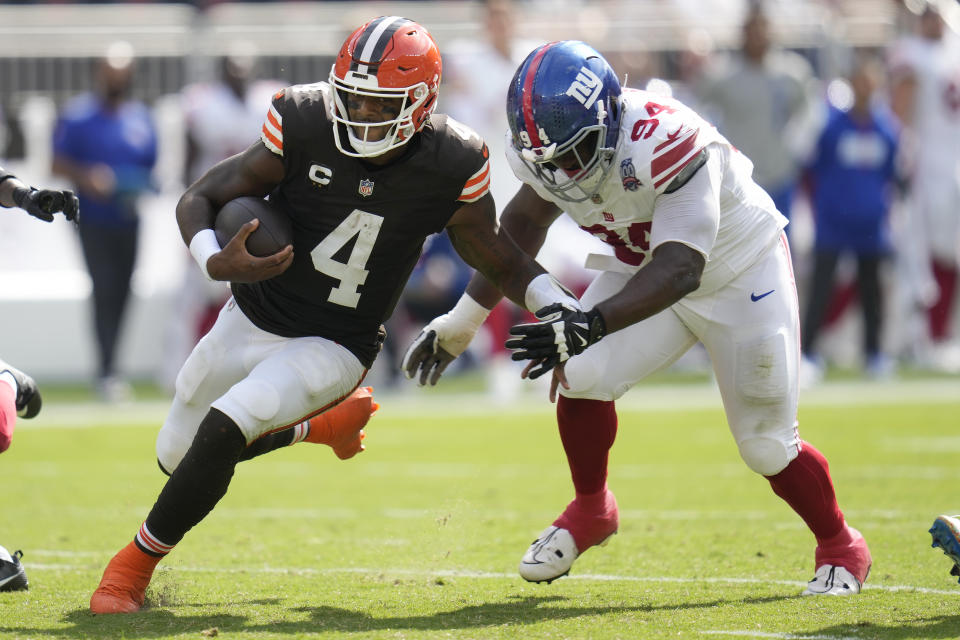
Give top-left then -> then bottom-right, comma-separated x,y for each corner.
506,41 -> 622,203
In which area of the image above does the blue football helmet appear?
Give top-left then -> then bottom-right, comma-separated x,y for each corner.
506,41 -> 622,203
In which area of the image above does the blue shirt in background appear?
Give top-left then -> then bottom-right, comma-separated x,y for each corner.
806,104 -> 899,254
53,94 -> 157,227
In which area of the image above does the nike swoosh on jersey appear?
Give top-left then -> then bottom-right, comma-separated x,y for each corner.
750,289 -> 775,302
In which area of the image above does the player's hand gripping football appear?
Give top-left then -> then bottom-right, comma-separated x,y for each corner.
13,187 -> 79,224
207,218 -> 293,283
402,311 -> 483,386
505,303 -> 606,380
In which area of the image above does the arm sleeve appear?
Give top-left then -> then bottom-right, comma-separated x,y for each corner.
260,90 -> 286,157
457,144 -> 491,203
649,143 -> 722,259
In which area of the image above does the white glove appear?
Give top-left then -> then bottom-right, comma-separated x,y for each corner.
401,295 -> 490,386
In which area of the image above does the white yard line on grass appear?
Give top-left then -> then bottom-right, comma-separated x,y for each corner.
704,632 -> 859,640
24,563 -> 960,595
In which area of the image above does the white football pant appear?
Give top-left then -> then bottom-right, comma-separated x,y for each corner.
156,297 -> 366,472
561,234 -> 801,476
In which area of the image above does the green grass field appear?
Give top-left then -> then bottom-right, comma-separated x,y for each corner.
1,377 -> 960,639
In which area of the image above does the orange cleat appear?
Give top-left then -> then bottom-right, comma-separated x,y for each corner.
89,541 -> 161,614
304,386 -> 378,460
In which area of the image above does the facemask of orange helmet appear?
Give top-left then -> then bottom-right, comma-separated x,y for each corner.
330,16 -> 442,158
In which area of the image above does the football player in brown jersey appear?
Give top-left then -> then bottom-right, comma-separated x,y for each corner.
90,17 -> 581,614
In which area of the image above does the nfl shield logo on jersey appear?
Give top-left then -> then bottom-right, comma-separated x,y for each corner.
620,158 -> 641,191
358,178 -> 375,197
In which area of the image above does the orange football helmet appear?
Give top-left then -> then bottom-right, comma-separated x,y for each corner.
330,16 -> 442,157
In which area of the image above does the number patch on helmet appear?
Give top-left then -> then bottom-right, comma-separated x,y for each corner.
518,128 -> 552,148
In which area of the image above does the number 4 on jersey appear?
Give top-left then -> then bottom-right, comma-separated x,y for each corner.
311,209 -> 384,308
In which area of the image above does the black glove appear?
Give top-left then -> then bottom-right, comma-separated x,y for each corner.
505,303 -> 606,379
13,187 -> 80,224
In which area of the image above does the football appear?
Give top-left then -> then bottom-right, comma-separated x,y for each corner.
214,196 -> 293,258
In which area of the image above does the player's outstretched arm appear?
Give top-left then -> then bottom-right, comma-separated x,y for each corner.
401,190 -> 569,386
0,166 -> 79,223
460,185 -> 564,309
505,152 -> 718,382
176,142 -> 293,283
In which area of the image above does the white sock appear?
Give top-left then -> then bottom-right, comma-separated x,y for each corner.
290,420 -> 310,444
0,372 -> 17,395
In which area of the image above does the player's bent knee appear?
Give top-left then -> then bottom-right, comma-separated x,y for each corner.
213,379 -> 281,438
738,436 -> 796,476
156,433 -> 190,475
562,354 -> 615,400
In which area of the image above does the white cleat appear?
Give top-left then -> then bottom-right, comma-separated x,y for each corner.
802,564 -> 862,596
519,526 -> 579,583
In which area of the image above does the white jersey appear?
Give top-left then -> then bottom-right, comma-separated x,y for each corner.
506,88 -> 787,295
889,34 -> 960,180
182,79 -> 285,183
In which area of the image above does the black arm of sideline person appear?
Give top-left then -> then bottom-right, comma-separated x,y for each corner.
176,142 -> 294,283
0,165 -> 79,223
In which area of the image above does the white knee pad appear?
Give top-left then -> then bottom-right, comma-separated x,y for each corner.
560,352 -> 618,401
213,378 -> 281,440
738,436 -> 798,476
156,427 -> 193,474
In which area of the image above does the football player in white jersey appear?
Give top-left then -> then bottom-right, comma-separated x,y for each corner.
403,41 -> 871,595
889,3 -> 960,366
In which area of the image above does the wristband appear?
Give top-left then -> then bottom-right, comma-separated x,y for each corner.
450,294 -> 492,330
11,186 -> 31,209
524,273 -> 577,313
0,173 -> 18,189
188,228 -> 222,280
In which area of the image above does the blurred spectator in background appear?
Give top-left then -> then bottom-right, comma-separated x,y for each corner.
52,41 -> 157,401
888,2 -> 960,372
160,46 -> 283,390
799,53 -> 899,385
444,0 -> 539,212
441,0 -> 602,398
696,2 -> 820,225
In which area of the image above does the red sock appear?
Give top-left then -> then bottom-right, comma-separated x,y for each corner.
556,396 -> 617,495
930,259 -> 959,341
767,441 -> 845,542
0,381 -> 16,454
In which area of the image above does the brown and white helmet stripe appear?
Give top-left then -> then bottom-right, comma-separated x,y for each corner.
348,16 -> 412,76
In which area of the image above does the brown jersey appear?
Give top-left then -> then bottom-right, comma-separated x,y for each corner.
235,82 -> 490,367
